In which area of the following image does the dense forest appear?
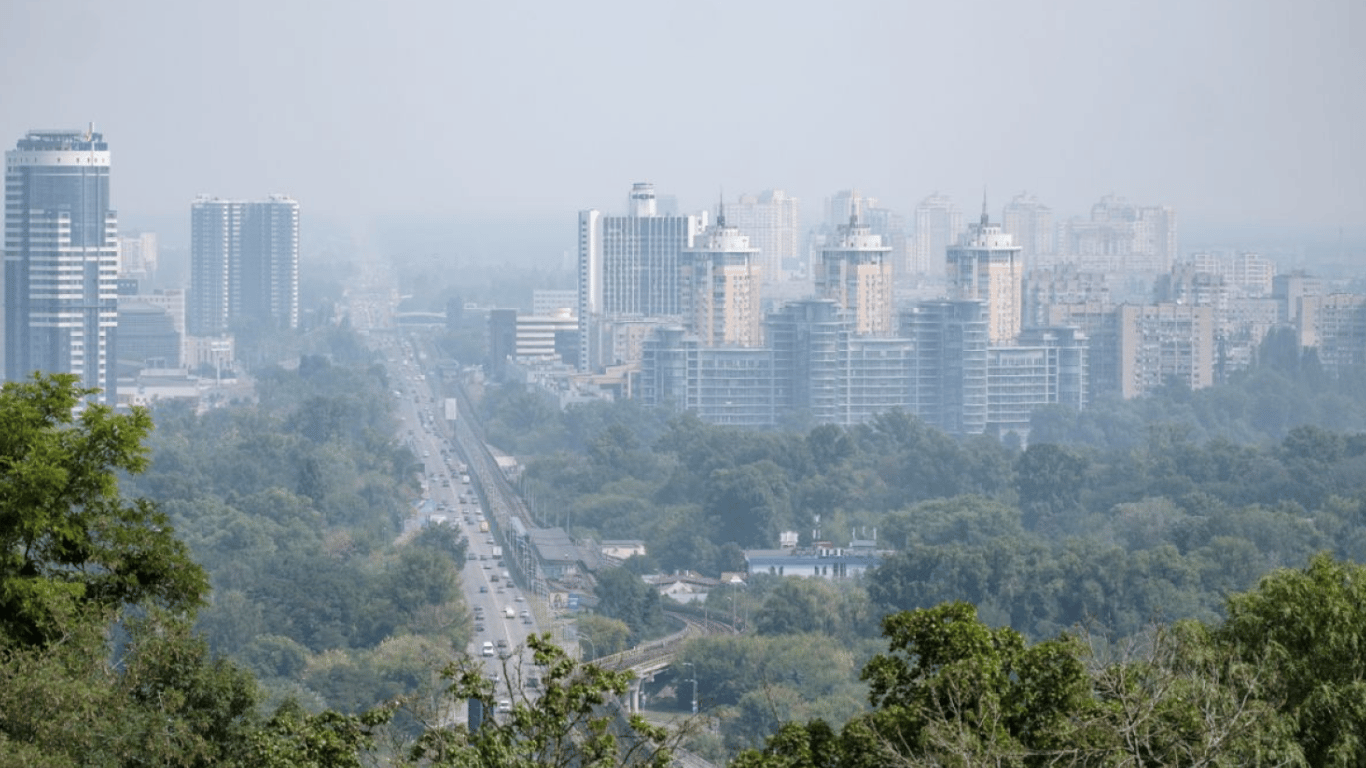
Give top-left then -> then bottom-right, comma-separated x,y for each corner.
465,328 -> 1366,758
127,335 -> 471,715
6,314 -> 1366,765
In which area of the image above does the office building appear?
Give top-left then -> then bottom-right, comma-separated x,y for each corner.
947,202 -> 1024,345
725,190 -> 800,283
576,183 -> 700,371
4,127 -> 119,402
189,195 -> 299,336
912,193 -> 964,278
815,215 -> 894,336
682,208 -> 762,347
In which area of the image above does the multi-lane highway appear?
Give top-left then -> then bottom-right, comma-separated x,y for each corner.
380,333 -> 543,707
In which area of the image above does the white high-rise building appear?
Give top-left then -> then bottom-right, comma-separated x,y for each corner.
724,190 -> 799,283
189,195 -> 299,336
576,183 -> 701,371
913,193 -> 965,278
5,128 -> 119,402
947,202 -> 1024,345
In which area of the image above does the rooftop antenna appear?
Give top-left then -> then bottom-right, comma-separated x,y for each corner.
980,186 -> 989,228
716,188 -> 726,228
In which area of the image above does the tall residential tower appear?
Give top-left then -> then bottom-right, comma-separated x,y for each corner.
947,200 -> 1024,345
189,195 -> 299,337
4,127 -> 119,402
816,215 -> 894,336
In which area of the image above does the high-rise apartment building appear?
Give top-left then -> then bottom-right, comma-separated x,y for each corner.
576,183 -> 700,371
1298,294 -> 1366,375
4,128 -> 119,402
947,204 -> 1023,346
725,190 -> 799,283
1061,195 -> 1177,274
682,209 -> 762,347
119,231 -> 158,282
815,215 -> 894,336
1002,192 -> 1054,269
1117,303 -> 1215,398
188,195 -> 299,336
913,193 -> 964,278
901,300 -> 988,436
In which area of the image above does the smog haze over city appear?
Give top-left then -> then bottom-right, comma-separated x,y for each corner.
2,0 -> 1362,259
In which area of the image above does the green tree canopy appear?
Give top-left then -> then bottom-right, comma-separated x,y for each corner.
0,374 -> 207,648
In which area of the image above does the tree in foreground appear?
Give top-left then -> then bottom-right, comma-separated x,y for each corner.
406,632 -> 676,768
0,373 -> 208,647
734,592 -> 1312,768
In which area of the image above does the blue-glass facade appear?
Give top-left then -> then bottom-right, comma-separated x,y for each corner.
4,129 -> 118,403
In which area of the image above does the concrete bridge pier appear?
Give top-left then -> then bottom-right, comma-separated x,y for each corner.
627,678 -> 642,713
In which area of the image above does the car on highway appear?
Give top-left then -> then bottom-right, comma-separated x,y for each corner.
481,641 -> 494,657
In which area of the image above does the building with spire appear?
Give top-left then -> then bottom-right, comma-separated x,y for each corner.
947,197 -> 1023,345
815,213 -> 894,336
4,127 -> 119,402
682,201 -> 763,347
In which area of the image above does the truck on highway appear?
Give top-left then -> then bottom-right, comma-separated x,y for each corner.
490,545 -> 502,558
479,520 -> 489,533
504,607 -> 515,619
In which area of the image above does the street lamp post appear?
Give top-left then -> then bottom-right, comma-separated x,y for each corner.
682,662 -> 697,714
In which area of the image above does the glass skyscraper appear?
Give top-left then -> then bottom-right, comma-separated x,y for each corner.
4,128 -> 119,403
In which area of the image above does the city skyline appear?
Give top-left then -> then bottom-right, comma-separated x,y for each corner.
1,0 -> 1360,249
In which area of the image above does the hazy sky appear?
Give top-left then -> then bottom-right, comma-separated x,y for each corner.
2,0 -> 1361,245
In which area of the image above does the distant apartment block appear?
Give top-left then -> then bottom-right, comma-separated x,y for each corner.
1002,192 -> 1055,269
913,193 -> 964,279
1060,195 -> 1177,275
986,327 -> 1087,440
189,194 -> 299,336
1118,303 -> 1215,398
902,300 -> 989,436
725,190 -> 800,283
1298,294 -> 1366,374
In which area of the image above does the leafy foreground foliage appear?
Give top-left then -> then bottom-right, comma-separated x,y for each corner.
407,633 -> 676,768
0,374 -> 207,648
734,554 -> 1366,768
